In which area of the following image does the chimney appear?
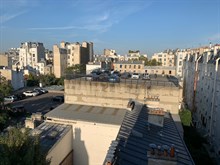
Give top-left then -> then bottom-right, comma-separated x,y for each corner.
147,143 -> 177,165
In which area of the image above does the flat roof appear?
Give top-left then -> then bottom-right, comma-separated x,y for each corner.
45,103 -> 127,125
32,122 -> 71,153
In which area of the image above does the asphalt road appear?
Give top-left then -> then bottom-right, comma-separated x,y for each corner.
10,92 -> 64,115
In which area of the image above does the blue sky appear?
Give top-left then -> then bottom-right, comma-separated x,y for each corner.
0,0 -> 220,56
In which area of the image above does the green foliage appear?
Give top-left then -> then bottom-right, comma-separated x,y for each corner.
179,109 -> 192,126
129,50 -> 140,53
26,73 -> 39,87
39,74 -> 57,86
65,64 -> 86,74
0,127 -> 50,165
56,77 -> 64,86
0,76 -> 13,110
0,111 -> 8,131
0,76 -> 13,97
138,56 -> 162,66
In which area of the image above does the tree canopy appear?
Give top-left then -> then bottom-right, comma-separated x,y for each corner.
138,56 -> 162,66
0,127 -> 50,165
65,64 -> 86,75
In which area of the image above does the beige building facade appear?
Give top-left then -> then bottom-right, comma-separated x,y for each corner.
152,50 -> 176,67
113,61 -> 145,73
144,66 -> 176,76
0,54 -> 12,68
53,45 -> 67,78
53,41 -> 93,78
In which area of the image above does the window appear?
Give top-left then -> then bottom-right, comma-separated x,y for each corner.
33,54 -> 35,57
120,65 -> 122,68
129,65 -> 131,69
138,65 -> 140,69
124,65 -> 127,69
134,65 -> 136,69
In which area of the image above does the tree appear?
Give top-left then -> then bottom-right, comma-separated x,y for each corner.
0,127 -> 50,165
179,109 -> 192,126
65,64 -> 86,75
0,76 -> 13,110
39,74 -> 56,86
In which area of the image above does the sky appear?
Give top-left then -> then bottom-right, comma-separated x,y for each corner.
0,0 -> 220,57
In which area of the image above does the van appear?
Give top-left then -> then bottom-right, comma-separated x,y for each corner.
131,73 -> 140,79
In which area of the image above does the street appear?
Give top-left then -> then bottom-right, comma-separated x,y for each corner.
10,92 -> 64,115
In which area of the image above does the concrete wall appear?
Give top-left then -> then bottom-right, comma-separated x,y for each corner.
46,119 -> 120,165
72,122 -> 120,165
64,79 -> 181,114
47,126 -> 73,165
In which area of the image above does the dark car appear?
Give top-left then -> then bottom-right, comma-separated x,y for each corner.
15,93 -> 26,100
7,104 -> 28,116
52,96 -> 64,102
112,71 -> 121,77
121,72 -> 131,79
108,75 -> 120,83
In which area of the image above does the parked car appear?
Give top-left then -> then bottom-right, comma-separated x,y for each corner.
4,95 -> 18,102
15,93 -> 26,100
142,73 -> 151,80
121,72 -> 131,79
33,89 -> 43,95
34,88 -> 48,94
7,104 -> 27,116
112,71 -> 121,77
131,73 -> 140,79
52,96 -> 64,102
23,90 -> 39,97
108,75 -> 120,83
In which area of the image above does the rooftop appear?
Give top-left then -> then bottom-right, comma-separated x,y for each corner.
31,122 -> 71,153
45,103 -> 127,125
114,61 -> 144,64
105,105 -> 195,165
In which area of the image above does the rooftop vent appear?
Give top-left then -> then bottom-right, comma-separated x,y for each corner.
148,109 -> 165,127
127,99 -> 135,111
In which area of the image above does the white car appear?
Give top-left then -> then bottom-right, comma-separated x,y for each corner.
131,73 -> 140,79
4,95 -> 18,102
23,90 -> 39,97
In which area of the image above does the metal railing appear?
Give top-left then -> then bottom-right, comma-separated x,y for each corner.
65,73 -> 179,87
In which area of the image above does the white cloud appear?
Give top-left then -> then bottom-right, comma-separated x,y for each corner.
28,0 -> 152,34
29,26 -> 81,30
0,11 -> 27,24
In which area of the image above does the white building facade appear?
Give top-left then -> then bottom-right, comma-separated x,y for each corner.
183,47 -> 220,158
19,42 -> 45,71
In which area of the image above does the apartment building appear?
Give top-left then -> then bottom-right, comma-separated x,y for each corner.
175,49 -> 189,77
113,61 -> 145,73
0,68 -> 24,90
183,48 -> 220,158
104,49 -> 116,56
126,50 -> 141,61
0,54 -> 12,68
53,44 -> 67,78
152,49 -> 176,67
53,41 -> 93,78
19,42 -> 45,70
